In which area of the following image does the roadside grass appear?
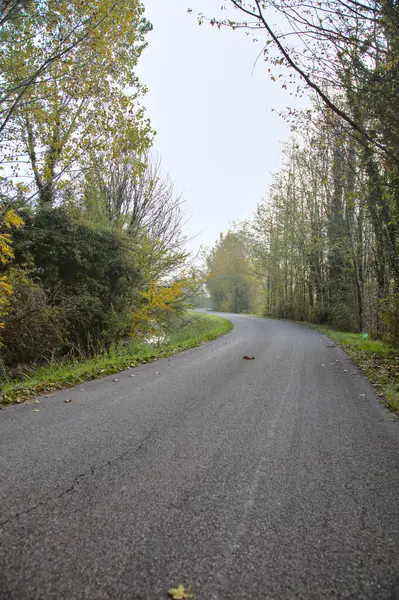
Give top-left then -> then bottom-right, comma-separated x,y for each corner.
303,323 -> 399,415
0,312 -> 232,407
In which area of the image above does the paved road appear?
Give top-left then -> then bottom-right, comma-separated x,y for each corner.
0,314 -> 398,600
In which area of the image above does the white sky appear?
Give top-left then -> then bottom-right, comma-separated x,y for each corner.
138,0 -> 307,254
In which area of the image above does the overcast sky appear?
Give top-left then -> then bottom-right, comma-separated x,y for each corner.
138,0 -> 307,254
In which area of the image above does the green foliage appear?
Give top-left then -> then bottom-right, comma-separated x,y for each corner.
1,0 -> 153,204
0,0 -> 191,386
1,269 -> 68,366
304,323 -> 399,415
10,206 -> 143,356
0,312 -> 232,406
206,0 -> 399,341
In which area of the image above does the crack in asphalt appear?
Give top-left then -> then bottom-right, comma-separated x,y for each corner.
0,427 -> 157,529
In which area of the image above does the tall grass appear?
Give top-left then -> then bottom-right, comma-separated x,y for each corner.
0,312 -> 232,406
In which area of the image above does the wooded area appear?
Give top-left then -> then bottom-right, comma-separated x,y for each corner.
0,0 -> 198,375
206,0 -> 399,342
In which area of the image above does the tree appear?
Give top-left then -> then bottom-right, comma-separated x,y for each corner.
82,152 -> 186,279
206,231 -> 259,313
1,0 -> 153,204
201,1 -> 399,164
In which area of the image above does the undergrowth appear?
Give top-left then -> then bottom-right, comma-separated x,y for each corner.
304,323 -> 399,415
0,312 -> 232,407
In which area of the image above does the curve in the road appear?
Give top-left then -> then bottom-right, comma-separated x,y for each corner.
0,314 -> 398,599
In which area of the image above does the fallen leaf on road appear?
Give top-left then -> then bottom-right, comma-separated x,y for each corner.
112,378 -> 119,382
168,585 -> 194,599
321,364 -> 325,367
344,369 -> 348,372
359,394 -> 366,397
243,355 -> 255,360
130,374 -> 136,378
155,372 -> 161,375
64,398 -> 72,403
32,409 -> 40,412
35,400 -> 40,404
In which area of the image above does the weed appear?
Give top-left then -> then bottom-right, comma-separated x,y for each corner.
0,312 -> 232,407
304,323 -> 399,415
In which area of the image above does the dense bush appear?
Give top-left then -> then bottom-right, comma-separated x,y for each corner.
1,270 -> 68,367
3,206 -> 145,364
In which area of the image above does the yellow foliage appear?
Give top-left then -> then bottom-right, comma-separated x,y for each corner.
132,280 -> 186,335
0,208 -> 24,265
132,274 -> 204,336
0,277 -> 13,329
0,207 -> 24,333
142,281 -> 185,310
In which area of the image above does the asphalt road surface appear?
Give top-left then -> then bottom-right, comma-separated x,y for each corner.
1,313 -> 398,600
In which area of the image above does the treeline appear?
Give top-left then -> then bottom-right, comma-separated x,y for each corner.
207,121 -> 397,336
207,113 -> 399,338
0,1 -> 192,371
206,1 -> 399,342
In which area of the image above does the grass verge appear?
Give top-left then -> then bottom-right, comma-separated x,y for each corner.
0,312 -> 232,407
303,323 -> 399,415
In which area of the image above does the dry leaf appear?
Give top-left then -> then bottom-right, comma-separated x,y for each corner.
155,372 -> 161,375
168,585 -> 193,599
243,355 -> 255,360
64,398 -> 72,403
35,399 -> 40,404
112,378 -> 119,382
32,409 -> 40,412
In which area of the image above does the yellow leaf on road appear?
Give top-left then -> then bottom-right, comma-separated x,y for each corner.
168,585 -> 194,599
